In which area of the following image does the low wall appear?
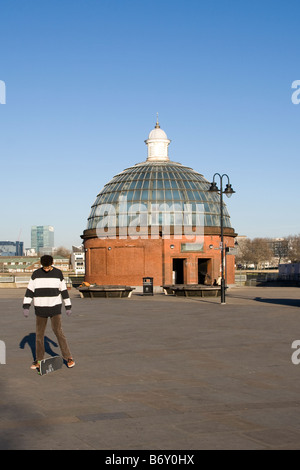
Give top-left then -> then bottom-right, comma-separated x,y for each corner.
0,275 -> 30,288
0,275 -> 73,288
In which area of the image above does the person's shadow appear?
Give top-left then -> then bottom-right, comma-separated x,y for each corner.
19,333 -> 59,360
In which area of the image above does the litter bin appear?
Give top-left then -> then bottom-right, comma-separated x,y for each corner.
143,277 -> 153,295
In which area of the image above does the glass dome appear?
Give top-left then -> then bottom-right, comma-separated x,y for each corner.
87,160 -> 232,230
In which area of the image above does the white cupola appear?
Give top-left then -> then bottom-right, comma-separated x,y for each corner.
145,117 -> 171,161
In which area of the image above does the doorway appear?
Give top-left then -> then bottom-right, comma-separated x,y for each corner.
172,258 -> 185,284
198,258 -> 211,285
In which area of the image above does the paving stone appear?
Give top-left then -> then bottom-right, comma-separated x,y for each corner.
1,286 -> 300,450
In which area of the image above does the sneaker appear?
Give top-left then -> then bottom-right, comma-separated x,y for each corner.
30,360 -> 39,370
67,358 -> 75,368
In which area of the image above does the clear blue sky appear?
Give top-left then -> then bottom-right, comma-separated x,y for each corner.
0,0 -> 299,249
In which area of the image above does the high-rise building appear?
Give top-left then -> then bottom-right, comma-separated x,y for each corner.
31,226 -> 54,254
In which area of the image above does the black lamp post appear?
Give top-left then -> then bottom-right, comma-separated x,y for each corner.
209,173 -> 235,304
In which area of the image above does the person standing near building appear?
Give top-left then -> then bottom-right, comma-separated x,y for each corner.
22,255 -> 75,370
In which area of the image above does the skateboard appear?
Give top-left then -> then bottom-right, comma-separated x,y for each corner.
38,356 -> 63,375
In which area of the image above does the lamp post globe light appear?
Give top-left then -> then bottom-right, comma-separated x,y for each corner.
209,173 -> 235,304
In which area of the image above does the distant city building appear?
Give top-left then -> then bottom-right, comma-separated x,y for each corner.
0,241 -> 24,256
0,255 -> 70,273
52,256 -> 70,272
24,248 -> 37,256
71,246 -> 85,275
279,262 -> 300,280
31,225 -> 54,254
0,256 -> 40,273
39,246 -> 56,256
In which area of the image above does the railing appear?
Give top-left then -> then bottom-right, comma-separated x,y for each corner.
0,276 -> 14,283
0,275 -> 31,285
15,276 -> 31,284
235,271 -> 300,286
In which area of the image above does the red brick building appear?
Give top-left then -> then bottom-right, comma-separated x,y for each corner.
82,120 -> 237,291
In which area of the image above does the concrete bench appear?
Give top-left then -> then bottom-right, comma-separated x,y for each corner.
162,284 -> 222,297
78,285 -> 135,298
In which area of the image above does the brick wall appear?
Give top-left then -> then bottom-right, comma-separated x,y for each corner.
83,231 -> 236,287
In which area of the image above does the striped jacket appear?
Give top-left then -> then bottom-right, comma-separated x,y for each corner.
23,267 -> 72,317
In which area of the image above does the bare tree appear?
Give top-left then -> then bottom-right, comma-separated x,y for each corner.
251,238 -> 273,269
54,246 -> 71,259
235,237 -> 273,268
235,238 -> 252,267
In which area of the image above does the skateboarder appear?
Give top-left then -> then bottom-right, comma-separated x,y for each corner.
22,255 -> 75,370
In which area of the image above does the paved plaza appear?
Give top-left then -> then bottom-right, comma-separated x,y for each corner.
0,285 -> 300,450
